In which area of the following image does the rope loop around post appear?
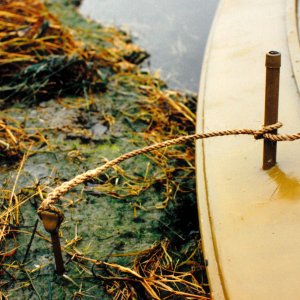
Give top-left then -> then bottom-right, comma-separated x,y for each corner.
253,122 -> 282,140
38,205 -> 64,233
38,205 -> 66,275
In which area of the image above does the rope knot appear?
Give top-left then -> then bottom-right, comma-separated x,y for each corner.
254,122 -> 283,140
38,205 -> 64,233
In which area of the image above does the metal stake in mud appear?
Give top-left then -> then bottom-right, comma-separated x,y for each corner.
263,51 -> 281,170
39,210 -> 65,275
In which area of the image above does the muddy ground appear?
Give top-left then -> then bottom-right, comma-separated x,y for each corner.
0,0 -> 209,299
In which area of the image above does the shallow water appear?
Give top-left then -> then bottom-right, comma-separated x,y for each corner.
80,0 -> 219,93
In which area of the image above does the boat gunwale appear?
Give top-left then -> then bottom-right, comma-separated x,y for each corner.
286,0 -> 300,95
196,0 -> 227,299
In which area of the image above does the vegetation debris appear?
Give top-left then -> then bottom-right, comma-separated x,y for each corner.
0,0 -> 148,105
0,0 -> 210,298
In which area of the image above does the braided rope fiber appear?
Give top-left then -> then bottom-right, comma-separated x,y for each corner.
39,122 -> 300,213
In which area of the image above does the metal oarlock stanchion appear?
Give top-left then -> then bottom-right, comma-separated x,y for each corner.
263,51 -> 281,170
39,210 -> 65,275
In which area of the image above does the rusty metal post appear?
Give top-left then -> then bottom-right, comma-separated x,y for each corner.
39,210 -> 65,275
50,231 -> 65,275
263,51 -> 281,170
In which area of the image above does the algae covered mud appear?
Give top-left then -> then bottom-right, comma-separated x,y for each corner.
0,0 -> 209,299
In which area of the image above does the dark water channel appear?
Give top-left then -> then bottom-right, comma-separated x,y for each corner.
80,0 -> 219,93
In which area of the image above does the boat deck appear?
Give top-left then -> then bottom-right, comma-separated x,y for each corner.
196,0 -> 300,299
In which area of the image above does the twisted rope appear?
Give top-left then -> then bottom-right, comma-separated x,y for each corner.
39,122 -> 300,214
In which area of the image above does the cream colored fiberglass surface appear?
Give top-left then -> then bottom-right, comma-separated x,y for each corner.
196,0 -> 300,299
